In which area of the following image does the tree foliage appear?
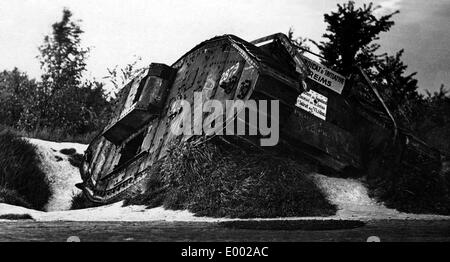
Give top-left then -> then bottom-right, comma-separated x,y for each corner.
39,9 -> 88,95
104,55 -> 146,98
287,27 -> 310,53
374,50 -> 422,124
314,1 -> 425,127
314,1 -> 398,76
16,9 -> 113,136
311,1 -> 450,214
414,85 -> 450,154
0,68 -> 38,127
313,1 -> 450,150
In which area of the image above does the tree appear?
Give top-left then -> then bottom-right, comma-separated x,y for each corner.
39,8 -> 88,94
18,8 -> 112,135
314,1 -> 398,76
374,50 -> 422,124
76,80 -> 113,134
314,1 -> 425,128
0,68 -> 38,127
34,8 -> 90,130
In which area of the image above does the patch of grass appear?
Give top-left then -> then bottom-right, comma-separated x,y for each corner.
124,162 -> 165,208
367,146 -> 450,215
70,192 -> 101,210
0,130 -> 51,211
0,187 -> 31,208
126,138 -> 337,218
0,214 -> 33,220
0,125 -> 95,144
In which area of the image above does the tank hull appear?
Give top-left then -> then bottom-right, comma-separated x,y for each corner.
77,33 -> 442,204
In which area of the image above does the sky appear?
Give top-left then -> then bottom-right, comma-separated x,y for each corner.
0,0 -> 449,93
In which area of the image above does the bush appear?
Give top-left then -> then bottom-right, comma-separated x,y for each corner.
126,138 -> 336,218
424,124 -> 450,155
0,213 -> 33,220
0,124 -> 96,144
0,187 -> 31,208
0,131 -> 50,210
367,145 -> 450,215
16,126 -> 96,144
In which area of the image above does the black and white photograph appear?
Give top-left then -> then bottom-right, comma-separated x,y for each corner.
0,0 -> 449,248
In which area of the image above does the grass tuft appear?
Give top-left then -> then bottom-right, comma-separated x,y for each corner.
367,147 -> 450,215
126,137 -> 337,218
